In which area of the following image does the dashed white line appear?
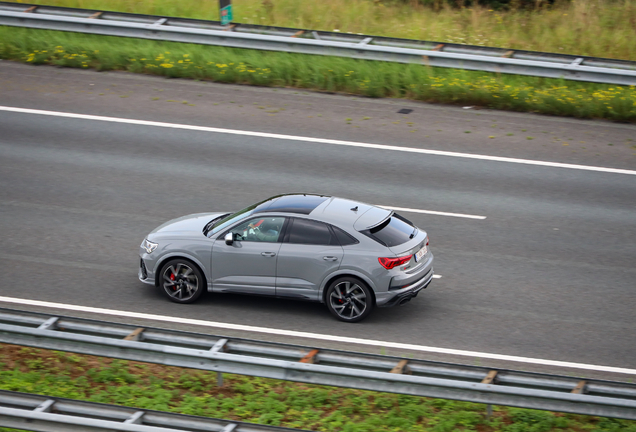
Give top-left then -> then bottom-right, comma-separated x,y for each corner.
1,106 -> 635,176
0,296 -> 633,375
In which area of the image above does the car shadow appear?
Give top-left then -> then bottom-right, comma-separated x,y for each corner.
138,283 -> 433,325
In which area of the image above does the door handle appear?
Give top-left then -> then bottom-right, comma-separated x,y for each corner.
261,252 -> 276,257
323,256 -> 338,261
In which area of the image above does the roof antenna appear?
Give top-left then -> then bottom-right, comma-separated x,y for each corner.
351,206 -> 358,212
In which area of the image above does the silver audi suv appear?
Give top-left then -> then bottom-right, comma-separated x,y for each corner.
139,194 -> 434,322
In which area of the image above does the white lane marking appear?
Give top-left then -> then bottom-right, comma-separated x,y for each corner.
379,205 -> 486,220
1,106 -> 635,176
433,275 -> 442,278
0,296 -> 633,375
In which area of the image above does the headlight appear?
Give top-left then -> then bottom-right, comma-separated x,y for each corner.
141,239 -> 158,254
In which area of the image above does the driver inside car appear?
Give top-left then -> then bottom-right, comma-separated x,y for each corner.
239,218 -> 281,242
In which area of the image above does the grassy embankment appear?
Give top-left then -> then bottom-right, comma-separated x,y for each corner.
1,0 -> 636,121
9,0 -> 636,59
1,345 -> 635,432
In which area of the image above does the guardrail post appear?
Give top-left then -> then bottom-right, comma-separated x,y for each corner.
572,380 -> 587,394
37,317 -> 58,331
211,339 -> 229,386
390,359 -> 411,375
124,410 -> 145,424
34,399 -> 55,413
123,327 -> 144,342
300,349 -> 319,364
482,370 -> 498,420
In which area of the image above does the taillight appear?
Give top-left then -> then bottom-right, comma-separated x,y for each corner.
426,236 -> 429,246
378,255 -> 412,270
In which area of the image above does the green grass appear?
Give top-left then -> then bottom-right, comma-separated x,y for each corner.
1,345 -> 636,432
6,0 -> 636,61
2,27 -> 636,122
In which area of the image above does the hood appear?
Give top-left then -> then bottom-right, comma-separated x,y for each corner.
150,212 -> 227,235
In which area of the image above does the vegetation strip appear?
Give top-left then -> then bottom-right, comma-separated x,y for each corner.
1,27 -> 636,122
1,344 -> 635,432
6,0 -> 636,61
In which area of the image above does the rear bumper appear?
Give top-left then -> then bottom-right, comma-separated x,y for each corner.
377,268 -> 434,307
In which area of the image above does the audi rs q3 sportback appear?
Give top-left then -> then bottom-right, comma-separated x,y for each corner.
139,194 -> 434,322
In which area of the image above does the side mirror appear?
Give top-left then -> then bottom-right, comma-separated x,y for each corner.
224,232 -> 234,246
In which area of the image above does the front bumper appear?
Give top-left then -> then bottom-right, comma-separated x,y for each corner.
377,268 -> 434,307
139,255 -> 156,286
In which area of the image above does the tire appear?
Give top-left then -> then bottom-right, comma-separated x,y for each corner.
159,259 -> 205,304
325,277 -> 374,323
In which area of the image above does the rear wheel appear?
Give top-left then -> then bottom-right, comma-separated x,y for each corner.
326,277 -> 373,323
160,259 -> 205,304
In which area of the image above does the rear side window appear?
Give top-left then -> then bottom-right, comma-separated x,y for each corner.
286,218 -> 338,246
332,226 -> 359,246
360,213 -> 416,247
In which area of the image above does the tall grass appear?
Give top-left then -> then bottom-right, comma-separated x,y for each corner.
2,27 -> 636,122
6,0 -> 636,60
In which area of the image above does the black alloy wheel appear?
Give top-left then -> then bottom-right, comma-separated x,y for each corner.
326,277 -> 373,322
160,259 -> 205,303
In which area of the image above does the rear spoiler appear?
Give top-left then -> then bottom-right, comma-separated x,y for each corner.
365,211 -> 394,230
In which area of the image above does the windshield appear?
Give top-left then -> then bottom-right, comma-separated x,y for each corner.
207,197 -> 275,237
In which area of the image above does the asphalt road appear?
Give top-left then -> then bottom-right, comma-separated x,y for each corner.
1,62 -> 635,380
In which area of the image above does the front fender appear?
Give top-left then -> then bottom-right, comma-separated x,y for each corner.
154,252 -> 210,289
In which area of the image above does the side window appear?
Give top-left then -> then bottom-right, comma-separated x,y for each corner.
287,219 -> 337,246
229,217 -> 285,243
332,226 -> 359,246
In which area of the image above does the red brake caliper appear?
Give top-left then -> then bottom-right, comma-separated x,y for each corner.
170,272 -> 176,290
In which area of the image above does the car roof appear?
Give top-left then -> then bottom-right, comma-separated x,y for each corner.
251,194 -> 392,229
309,197 -> 392,229
253,194 -> 330,215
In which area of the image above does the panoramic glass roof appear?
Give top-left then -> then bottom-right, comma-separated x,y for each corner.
254,194 -> 330,215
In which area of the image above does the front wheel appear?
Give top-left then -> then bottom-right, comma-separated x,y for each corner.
326,277 -> 373,323
160,259 -> 205,304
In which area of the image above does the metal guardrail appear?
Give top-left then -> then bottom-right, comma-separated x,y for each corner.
0,389 -> 308,432
0,308 -> 635,421
1,2 -> 636,85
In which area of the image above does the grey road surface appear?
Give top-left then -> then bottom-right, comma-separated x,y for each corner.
0,62 -> 635,380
